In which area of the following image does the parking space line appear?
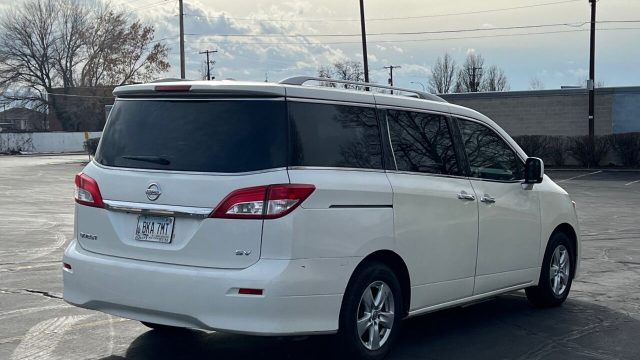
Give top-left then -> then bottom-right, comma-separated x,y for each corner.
557,170 -> 602,183
625,179 -> 640,186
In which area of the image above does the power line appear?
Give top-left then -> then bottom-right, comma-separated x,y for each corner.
132,0 -> 173,11
182,0 -> 582,23
174,26 -> 640,46
181,20 -> 640,39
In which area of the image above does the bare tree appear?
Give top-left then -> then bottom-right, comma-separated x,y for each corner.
317,61 -> 365,89
0,0 -> 170,130
455,53 -> 485,93
482,65 -> 509,92
428,53 -> 456,94
529,77 -> 545,90
452,52 -> 509,93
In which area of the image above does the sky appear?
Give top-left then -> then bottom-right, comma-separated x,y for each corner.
9,0 -> 640,91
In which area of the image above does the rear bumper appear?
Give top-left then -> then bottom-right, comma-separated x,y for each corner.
63,240 -> 360,335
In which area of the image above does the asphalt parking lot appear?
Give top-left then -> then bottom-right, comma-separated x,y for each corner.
1,155 -> 640,360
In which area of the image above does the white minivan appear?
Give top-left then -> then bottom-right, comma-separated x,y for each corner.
64,77 -> 580,359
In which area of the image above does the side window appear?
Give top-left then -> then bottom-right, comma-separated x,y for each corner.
289,102 -> 383,169
386,110 -> 460,175
457,118 -> 524,181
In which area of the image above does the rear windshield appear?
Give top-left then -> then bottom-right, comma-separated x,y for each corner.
96,99 -> 287,173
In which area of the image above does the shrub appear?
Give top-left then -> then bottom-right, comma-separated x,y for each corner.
547,136 -> 568,167
610,132 -> 640,167
513,135 -> 552,160
84,137 -> 100,156
569,135 -> 610,167
513,135 -> 571,166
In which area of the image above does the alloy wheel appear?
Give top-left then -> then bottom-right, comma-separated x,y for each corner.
550,244 -> 571,296
356,280 -> 395,351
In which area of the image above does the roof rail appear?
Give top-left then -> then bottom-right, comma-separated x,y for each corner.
279,76 -> 447,103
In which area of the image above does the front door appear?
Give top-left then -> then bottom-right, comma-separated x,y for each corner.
456,118 -> 541,295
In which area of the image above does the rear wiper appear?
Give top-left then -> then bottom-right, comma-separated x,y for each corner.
121,155 -> 171,165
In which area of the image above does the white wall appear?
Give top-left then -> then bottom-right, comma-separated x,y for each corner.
0,132 -> 102,154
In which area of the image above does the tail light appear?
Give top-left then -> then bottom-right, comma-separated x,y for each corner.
74,173 -> 104,208
210,184 -> 315,219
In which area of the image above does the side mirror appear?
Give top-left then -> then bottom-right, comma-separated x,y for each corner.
524,157 -> 544,184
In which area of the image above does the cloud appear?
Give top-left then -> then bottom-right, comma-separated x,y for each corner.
133,1 -> 358,80
396,64 -> 431,77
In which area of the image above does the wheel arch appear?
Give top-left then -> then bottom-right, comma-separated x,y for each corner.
551,223 -> 578,274
347,250 -> 411,317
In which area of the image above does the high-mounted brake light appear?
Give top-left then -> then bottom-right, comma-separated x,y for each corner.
210,184 -> 315,219
154,85 -> 192,92
74,173 -> 104,208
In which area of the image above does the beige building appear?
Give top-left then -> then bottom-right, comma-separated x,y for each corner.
440,87 -> 640,137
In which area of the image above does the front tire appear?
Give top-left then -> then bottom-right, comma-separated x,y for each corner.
526,232 -> 574,307
338,262 -> 403,360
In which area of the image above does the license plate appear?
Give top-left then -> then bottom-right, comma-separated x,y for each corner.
135,215 -> 175,243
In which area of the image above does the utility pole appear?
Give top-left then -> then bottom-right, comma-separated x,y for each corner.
179,0 -> 185,79
199,49 -> 217,80
359,0 -> 369,83
588,0 -> 596,146
384,65 -> 401,94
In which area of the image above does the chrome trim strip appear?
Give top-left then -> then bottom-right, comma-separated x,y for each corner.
117,97 -> 286,102
375,104 -> 451,117
103,200 -> 212,219
385,170 -> 468,181
384,114 -> 399,171
92,161 -> 288,176
286,97 -> 376,107
287,166 -> 386,173
329,205 -> 392,209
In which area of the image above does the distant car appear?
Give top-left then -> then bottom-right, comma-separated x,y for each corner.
64,77 -> 580,359
83,137 -> 100,156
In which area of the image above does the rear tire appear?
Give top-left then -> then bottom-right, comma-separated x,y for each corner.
526,231 -> 574,307
338,262 -> 403,360
140,321 -> 180,331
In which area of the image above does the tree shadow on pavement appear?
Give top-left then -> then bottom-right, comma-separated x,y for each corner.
99,293 -> 640,360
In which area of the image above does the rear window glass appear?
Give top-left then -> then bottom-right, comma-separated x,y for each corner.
289,102 -> 383,169
95,99 -> 287,173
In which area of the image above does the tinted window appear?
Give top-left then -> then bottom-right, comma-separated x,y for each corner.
387,110 -> 459,175
458,119 -> 524,181
96,99 -> 287,173
289,102 -> 383,169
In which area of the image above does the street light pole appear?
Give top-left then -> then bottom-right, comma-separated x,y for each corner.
359,0 -> 370,83
411,81 -> 426,91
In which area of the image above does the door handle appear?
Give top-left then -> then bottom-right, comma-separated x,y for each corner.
480,194 -> 496,203
457,191 -> 476,201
